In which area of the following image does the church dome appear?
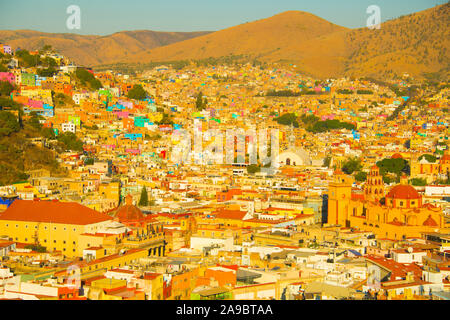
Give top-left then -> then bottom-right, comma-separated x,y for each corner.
386,184 -> 420,200
113,194 -> 145,222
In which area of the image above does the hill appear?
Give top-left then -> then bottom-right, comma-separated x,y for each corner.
0,30 -> 211,66
125,4 -> 449,80
125,11 -> 350,78
0,99 -> 70,186
344,3 -> 450,80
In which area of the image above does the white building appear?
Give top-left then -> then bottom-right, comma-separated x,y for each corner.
61,122 -> 76,133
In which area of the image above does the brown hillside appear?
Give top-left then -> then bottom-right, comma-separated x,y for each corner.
0,30 -> 211,66
1,4 -> 448,80
344,3 -> 450,80
128,11 -> 350,77
129,4 -> 449,80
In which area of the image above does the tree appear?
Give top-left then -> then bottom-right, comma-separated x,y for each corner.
247,164 -> 261,174
419,154 -> 437,163
75,68 -> 102,90
195,92 -> 207,111
37,67 -> 57,77
342,157 -> 362,175
275,113 -> 299,128
323,156 -> 331,168
376,158 -> 409,176
41,127 -> 55,139
409,178 -> 427,186
127,84 -> 148,100
0,111 -> 20,136
84,157 -> 94,165
354,171 -> 368,182
139,186 -> 149,206
27,112 -> 43,131
57,132 -> 83,151
0,81 -> 14,97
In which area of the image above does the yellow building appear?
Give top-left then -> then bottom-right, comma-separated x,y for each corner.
98,182 -> 120,202
328,168 -> 447,240
0,199 -> 123,257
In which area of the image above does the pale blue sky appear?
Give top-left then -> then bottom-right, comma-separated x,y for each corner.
0,0 -> 446,35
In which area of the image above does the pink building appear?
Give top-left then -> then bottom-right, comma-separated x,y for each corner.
126,148 -> 141,155
321,114 -> 336,121
27,99 -> 44,108
0,72 -> 15,84
113,111 -> 129,118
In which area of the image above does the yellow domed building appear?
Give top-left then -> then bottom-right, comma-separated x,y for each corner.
328,166 -> 447,240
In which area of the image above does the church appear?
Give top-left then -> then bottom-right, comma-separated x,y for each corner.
327,165 -> 446,240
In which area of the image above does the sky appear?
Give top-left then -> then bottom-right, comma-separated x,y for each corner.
0,0 -> 446,35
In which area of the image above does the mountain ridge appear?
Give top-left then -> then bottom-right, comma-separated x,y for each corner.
1,3 -> 448,80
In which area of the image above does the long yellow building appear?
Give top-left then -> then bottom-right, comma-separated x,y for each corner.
0,199 -> 125,257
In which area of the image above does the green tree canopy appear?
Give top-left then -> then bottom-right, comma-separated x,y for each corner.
0,81 -> 15,97
57,132 -> 83,151
195,91 -> 207,111
354,171 -> 368,182
75,68 -> 102,90
139,186 -> 149,206
247,164 -> 261,174
342,157 -> 362,175
127,84 -> 148,100
274,113 -> 299,128
409,178 -> 427,186
0,111 -> 20,136
419,154 -> 437,163
376,158 -> 409,176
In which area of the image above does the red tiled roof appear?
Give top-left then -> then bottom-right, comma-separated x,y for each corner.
143,272 -> 162,280
0,200 -> 112,225
214,210 -> 247,220
365,255 -> 422,279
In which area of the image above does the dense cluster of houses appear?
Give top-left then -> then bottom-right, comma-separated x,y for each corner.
0,43 -> 449,300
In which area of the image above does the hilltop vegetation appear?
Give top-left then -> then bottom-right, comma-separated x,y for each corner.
0,99 -> 67,185
74,68 -> 102,90
344,3 -> 449,80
